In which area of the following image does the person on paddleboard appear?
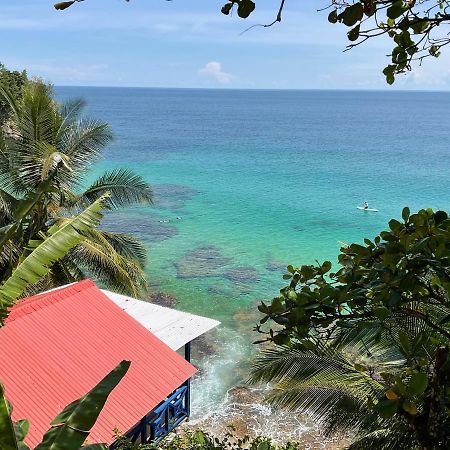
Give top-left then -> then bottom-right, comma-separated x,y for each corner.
363,201 -> 369,209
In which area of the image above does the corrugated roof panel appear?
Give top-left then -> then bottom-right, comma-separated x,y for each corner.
103,290 -> 220,350
0,280 -> 196,447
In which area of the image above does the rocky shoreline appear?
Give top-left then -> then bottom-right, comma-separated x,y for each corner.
187,385 -> 348,449
145,291 -> 347,449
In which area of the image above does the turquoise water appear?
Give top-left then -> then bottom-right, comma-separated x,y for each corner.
57,87 -> 450,435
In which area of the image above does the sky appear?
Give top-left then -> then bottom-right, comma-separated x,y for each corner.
2,0 -> 450,90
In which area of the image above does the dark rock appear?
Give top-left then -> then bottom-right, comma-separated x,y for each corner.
192,333 -> 219,359
207,284 -> 229,295
175,245 -> 232,279
266,257 -> 287,273
147,291 -> 178,308
101,213 -> 178,242
223,266 -> 259,285
153,184 -> 197,211
227,386 -> 260,404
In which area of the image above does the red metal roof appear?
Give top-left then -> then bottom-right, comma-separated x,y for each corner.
0,280 -> 197,447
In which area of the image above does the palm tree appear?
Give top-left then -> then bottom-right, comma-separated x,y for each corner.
251,291 -> 450,449
0,81 -> 152,297
249,333 -> 419,449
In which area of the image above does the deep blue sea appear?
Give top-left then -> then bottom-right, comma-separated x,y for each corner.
57,87 -> 450,441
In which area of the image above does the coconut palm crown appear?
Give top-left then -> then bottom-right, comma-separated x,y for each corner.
0,81 -> 152,297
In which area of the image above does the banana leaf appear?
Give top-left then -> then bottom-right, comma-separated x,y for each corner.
0,382 -> 19,450
35,360 -> 130,450
0,193 -> 110,323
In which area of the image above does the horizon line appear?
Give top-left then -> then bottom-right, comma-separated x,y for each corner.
54,84 -> 450,93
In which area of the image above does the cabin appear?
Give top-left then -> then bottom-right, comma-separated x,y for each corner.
0,279 -> 219,448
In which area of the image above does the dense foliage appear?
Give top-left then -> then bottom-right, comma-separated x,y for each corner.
0,66 -> 154,450
114,428 -> 299,450
253,208 -> 450,449
220,0 -> 450,84
0,181 -> 129,449
53,0 -> 450,83
0,79 -> 152,296
0,63 -> 27,126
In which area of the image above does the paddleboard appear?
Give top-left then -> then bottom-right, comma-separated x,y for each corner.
357,206 -> 379,212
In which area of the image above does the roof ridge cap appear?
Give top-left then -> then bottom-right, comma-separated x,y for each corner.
5,280 -> 95,324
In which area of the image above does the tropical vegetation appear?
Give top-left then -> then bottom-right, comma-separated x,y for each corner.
0,69 -> 153,449
0,79 -> 152,297
252,207 -> 450,449
54,0 -> 450,84
0,64 -> 27,127
0,182 -> 130,449
114,428 -> 300,450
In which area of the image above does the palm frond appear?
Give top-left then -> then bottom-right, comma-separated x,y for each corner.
15,82 -> 56,144
69,229 -> 148,297
58,119 -> 112,175
347,423 -> 418,450
250,345 -> 390,440
0,189 -> 18,225
0,82 -> 21,119
250,346 -> 382,391
268,385 -> 371,437
0,128 -> 25,195
80,169 -> 152,208
87,229 -> 147,268
56,97 -> 86,140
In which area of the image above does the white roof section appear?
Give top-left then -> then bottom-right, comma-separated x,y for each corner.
101,289 -> 220,351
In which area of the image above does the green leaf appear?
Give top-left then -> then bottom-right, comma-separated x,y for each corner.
54,1 -> 76,10
376,398 -> 399,419
410,19 -> 429,34
0,178 -> 53,253
237,0 -> 255,18
36,361 -> 130,450
402,207 -> 410,222
0,383 -> 20,450
339,3 -> 364,27
347,24 -> 360,41
402,400 -> 418,415
321,260 -> 332,273
434,210 -> 448,224
13,420 -> 29,442
438,313 -> 450,325
408,372 -> 428,395
387,1 -> 405,20
373,306 -> 391,320
328,10 -> 338,23
383,65 -> 396,84
221,2 -> 233,15
389,219 -> 403,231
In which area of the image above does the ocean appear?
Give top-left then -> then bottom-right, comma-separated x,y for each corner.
57,87 -> 450,441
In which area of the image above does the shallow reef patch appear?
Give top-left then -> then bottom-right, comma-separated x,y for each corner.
102,213 -> 178,242
153,183 -> 198,211
175,245 -> 232,279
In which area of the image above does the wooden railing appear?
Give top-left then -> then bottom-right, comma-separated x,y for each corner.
149,384 -> 189,442
112,383 -> 190,447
